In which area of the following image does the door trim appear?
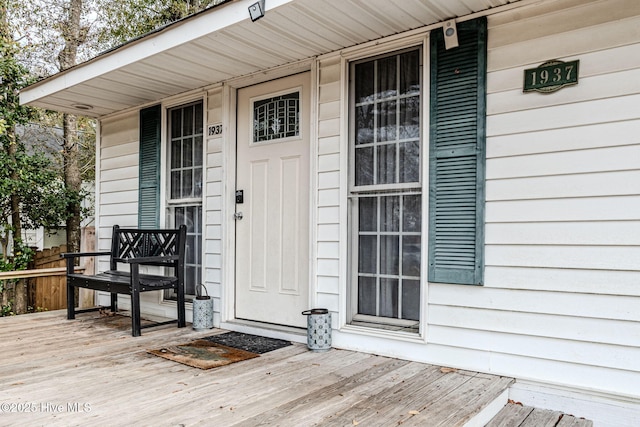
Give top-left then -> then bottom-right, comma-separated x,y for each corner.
221,60 -> 318,327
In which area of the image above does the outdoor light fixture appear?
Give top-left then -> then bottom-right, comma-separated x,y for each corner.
443,19 -> 459,50
249,0 -> 265,22
71,103 -> 93,111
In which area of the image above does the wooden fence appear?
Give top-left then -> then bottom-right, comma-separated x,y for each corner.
0,227 -> 96,313
29,245 -> 68,310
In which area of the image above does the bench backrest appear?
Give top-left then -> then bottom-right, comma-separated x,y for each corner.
109,225 -> 187,270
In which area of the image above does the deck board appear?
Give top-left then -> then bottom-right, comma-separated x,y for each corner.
0,310 -> 518,426
487,403 -> 594,427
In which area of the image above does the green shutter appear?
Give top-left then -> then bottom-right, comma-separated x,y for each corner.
138,105 -> 161,229
428,17 -> 487,285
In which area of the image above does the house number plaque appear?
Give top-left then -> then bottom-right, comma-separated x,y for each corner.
523,59 -> 579,93
207,123 -> 223,136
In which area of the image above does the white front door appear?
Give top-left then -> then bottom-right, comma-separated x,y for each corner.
235,72 -> 311,328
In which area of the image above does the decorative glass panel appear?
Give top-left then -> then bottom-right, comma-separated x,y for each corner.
253,91 -> 300,142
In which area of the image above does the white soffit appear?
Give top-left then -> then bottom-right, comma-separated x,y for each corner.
20,0 -> 523,117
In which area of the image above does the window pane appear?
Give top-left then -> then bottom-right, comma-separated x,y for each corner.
403,195 -> 421,232
194,168 -> 202,198
184,137 -> 193,167
379,278 -> 398,318
355,61 -> 375,103
183,105 -> 194,136
380,235 -> 399,275
183,170 -> 193,198
171,140 -> 181,169
359,197 -> 377,232
358,276 -> 376,316
171,171 -> 181,199
359,235 -> 377,274
399,97 -> 420,140
380,196 -> 399,232
399,140 -> 420,183
355,146 -> 374,186
400,50 -> 420,96
377,100 -> 397,142
194,102 -> 203,134
402,280 -> 420,321
402,235 -> 421,277
171,110 -> 181,138
377,143 -> 396,185
355,105 -> 374,145
194,136 -> 203,166
377,56 -> 397,99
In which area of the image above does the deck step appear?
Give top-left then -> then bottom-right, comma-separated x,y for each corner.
486,402 -> 594,427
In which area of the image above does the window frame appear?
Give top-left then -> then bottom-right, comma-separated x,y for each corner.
346,40 -> 428,333
164,100 -> 205,300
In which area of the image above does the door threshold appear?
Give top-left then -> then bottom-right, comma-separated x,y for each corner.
220,319 -> 307,344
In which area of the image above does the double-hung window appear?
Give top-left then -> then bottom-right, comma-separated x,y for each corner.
167,101 -> 203,299
349,47 -> 423,331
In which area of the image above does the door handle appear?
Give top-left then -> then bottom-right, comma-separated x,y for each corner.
233,212 -> 244,220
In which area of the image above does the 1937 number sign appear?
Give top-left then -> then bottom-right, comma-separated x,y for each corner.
523,59 -> 579,93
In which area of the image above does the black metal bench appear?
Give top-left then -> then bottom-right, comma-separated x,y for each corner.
63,225 -> 187,336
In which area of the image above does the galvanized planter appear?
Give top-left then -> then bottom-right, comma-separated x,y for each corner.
192,284 -> 213,331
302,308 -> 332,352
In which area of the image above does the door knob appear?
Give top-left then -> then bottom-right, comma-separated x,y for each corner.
233,212 -> 244,220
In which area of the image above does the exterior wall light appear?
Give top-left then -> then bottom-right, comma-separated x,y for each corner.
249,0 -> 266,22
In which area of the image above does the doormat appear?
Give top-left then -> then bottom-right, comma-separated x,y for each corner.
148,339 -> 259,369
202,331 -> 292,354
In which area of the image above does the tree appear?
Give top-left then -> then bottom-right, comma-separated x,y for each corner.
58,0 -> 88,254
96,0 -> 226,48
0,9 -> 71,313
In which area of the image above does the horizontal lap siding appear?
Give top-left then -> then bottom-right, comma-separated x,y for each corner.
429,0 -> 640,398
205,87 -> 224,324
316,55 -> 342,314
98,113 -> 140,273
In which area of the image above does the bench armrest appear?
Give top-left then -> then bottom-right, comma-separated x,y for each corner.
61,251 -> 111,259
116,255 -> 180,264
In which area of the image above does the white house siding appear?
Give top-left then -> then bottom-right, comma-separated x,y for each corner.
427,0 -> 640,417
315,55 -> 343,324
204,86 -> 224,325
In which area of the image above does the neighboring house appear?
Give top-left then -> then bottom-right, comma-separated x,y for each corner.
15,124 -> 94,251
20,0 -> 640,424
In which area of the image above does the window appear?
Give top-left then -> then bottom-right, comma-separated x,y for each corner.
349,48 -> 423,331
167,101 -> 203,298
253,91 -> 300,143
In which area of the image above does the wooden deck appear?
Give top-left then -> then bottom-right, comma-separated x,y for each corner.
0,310 -> 575,426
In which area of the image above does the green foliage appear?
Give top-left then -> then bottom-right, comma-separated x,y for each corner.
0,241 -> 34,294
96,0 -> 227,48
0,40 -> 37,131
0,302 -> 13,317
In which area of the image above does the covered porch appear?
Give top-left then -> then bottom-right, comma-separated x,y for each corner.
0,310 -> 522,426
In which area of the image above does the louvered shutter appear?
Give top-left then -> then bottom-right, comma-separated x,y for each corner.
138,105 -> 161,229
428,17 -> 487,285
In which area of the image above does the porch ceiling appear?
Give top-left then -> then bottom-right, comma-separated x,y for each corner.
21,0 -> 523,118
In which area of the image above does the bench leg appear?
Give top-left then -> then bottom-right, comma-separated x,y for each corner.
177,284 -> 186,328
131,290 -> 141,337
110,293 -> 118,313
67,283 -> 75,320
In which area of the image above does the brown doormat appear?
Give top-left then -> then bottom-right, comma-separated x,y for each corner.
148,339 -> 259,369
